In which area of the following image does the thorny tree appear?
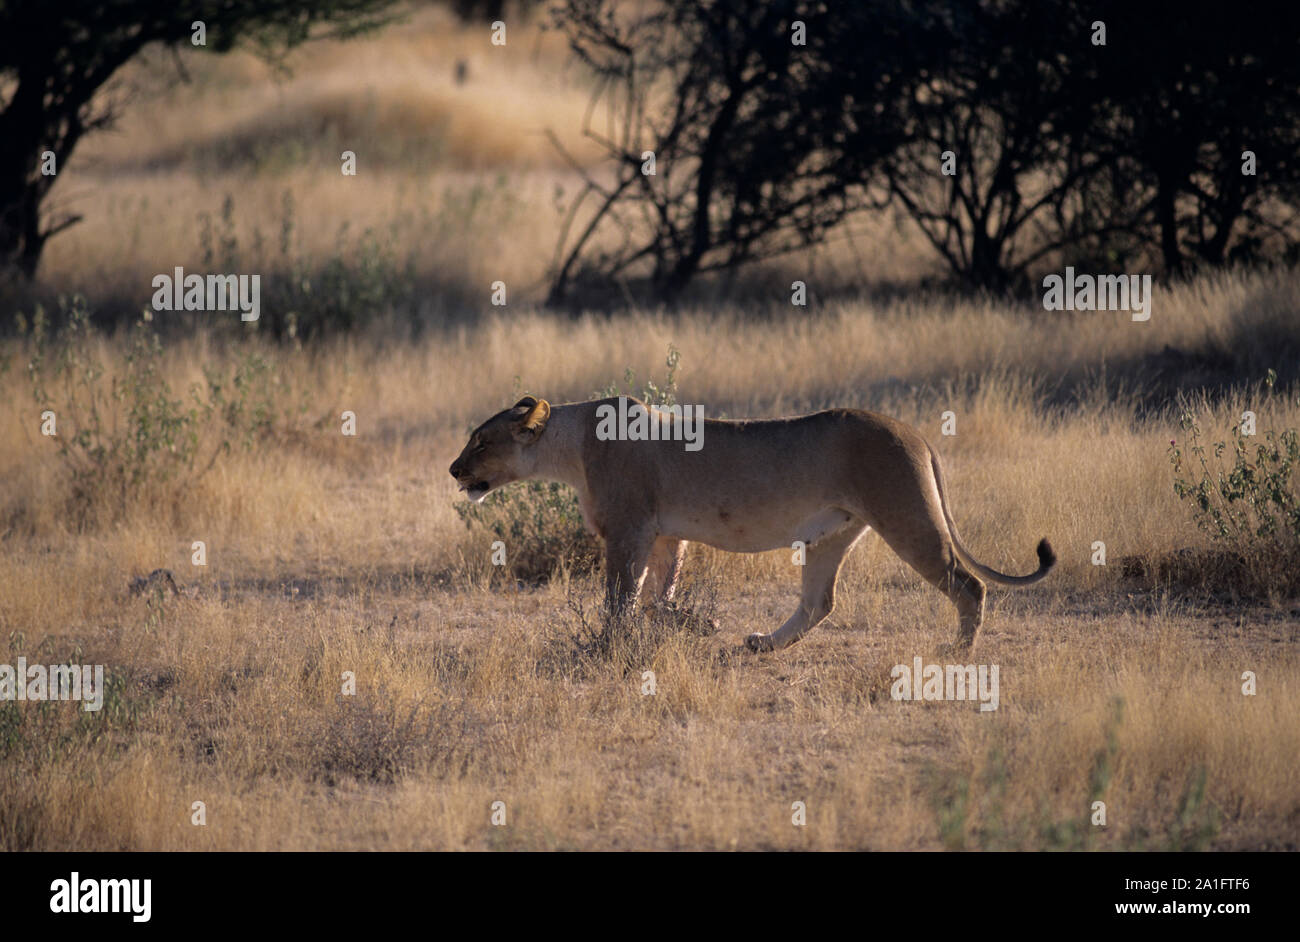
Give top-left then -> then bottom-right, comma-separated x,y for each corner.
0,0 -> 397,281
546,0 -> 919,305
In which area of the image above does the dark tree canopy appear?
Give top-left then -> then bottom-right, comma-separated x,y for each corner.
0,0 -> 398,278
549,0 -> 1300,301
1086,0 -> 1300,273
548,0 -> 925,304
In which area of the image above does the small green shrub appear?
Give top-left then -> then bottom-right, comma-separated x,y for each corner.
20,295 -> 305,529
1169,370 -> 1300,596
459,478 -> 600,586
199,191 -> 411,339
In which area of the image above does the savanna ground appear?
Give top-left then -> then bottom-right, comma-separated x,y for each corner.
1,6 -> 1297,851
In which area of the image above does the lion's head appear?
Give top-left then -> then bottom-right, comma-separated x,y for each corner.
448,396 -> 551,502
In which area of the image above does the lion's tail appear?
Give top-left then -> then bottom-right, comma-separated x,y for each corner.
929,449 -> 1055,587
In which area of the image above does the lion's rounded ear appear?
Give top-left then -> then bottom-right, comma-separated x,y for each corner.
511,397 -> 550,443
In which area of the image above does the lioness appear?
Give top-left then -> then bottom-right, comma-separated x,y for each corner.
450,396 -> 1054,652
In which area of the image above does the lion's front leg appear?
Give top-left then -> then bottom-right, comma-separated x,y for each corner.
603,530 -> 656,617
643,537 -> 686,605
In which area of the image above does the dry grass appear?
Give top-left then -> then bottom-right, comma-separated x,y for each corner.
3,269 -> 1299,850
33,3 -> 930,308
1,4 -> 1298,851
37,5 -> 598,304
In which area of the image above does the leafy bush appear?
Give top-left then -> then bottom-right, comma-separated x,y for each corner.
1168,371 -> 1300,596
199,192 -> 411,339
20,295 -> 305,528
455,345 -> 681,585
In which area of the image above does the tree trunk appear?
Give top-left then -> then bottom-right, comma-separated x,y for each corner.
1155,180 -> 1183,274
0,72 -> 48,277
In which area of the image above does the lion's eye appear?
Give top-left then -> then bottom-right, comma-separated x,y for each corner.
472,441 -> 486,454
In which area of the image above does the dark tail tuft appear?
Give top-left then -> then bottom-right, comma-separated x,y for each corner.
1036,538 -> 1057,571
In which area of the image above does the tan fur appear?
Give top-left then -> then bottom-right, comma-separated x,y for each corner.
450,396 -> 1055,652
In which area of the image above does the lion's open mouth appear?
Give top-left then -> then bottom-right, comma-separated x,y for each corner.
459,480 -> 491,502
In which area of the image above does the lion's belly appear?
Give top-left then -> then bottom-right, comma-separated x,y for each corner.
658,502 -> 859,553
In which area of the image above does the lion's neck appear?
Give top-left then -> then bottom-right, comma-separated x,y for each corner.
527,401 -> 591,492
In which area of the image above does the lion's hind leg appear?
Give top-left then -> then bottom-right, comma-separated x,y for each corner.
873,521 -> 986,651
746,519 -> 869,652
